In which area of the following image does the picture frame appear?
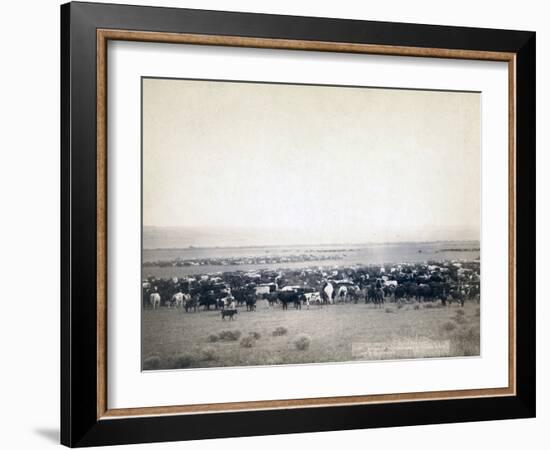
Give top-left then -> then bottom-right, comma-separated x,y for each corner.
61,1 -> 535,447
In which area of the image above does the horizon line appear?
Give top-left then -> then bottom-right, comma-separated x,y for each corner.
142,239 -> 481,251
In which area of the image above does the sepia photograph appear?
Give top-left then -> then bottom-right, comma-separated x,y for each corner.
141,77 -> 481,371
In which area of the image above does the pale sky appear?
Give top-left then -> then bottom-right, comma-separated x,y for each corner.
142,78 -> 480,244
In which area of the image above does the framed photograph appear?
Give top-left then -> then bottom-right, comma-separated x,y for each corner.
61,1 -> 536,447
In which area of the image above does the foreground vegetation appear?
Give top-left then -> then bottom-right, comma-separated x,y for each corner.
142,301 -> 480,370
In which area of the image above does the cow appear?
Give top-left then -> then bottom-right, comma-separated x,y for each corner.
217,297 -> 228,310
267,291 -> 278,307
221,309 -> 238,320
304,292 -> 319,309
336,285 -> 348,303
150,292 -> 161,309
367,286 -> 384,307
184,295 -> 199,313
278,291 -> 302,310
246,296 -> 257,311
171,292 -> 187,309
449,289 -> 465,307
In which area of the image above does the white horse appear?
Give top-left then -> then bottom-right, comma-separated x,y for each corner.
150,292 -> 161,309
323,282 -> 334,304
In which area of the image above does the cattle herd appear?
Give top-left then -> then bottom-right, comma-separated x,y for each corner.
142,260 -> 480,317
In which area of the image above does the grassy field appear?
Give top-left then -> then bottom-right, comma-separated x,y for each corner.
142,301 -> 480,370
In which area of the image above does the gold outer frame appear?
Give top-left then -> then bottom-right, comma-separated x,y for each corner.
96,29 -> 516,420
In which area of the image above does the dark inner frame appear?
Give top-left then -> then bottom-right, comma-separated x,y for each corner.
61,1 -> 535,447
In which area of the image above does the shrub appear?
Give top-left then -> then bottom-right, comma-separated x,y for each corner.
218,330 -> 241,341
207,334 -> 219,343
475,308 -> 480,316
384,307 -> 394,313
441,321 -> 457,332
424,303 -> 435,309
272,326 -> 288,336
452,315 -> 468,325
450,326 -> 480,356
240,336 -> 255,348
396,303 -> 404,309
173,353 -> 195,369
413,304 -> 421,310
294,334 -> 311,351
201,346 -> 218,361
455,309 -> 466,316
249,331 -> 261,340
143,356 -> 161,370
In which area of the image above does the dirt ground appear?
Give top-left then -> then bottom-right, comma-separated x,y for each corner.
142,301 -> 480,370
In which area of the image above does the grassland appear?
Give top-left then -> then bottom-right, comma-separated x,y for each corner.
142,301 -> 480,370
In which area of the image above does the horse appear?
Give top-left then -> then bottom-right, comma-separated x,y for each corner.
150,293 -> 161,309
323,282 -> 334,305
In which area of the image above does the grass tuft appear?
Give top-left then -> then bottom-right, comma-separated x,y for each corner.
294,334 -> 311,351
449,326 -> 480,356
201,346 -> 218,361
441,321 -> 456,332
172,353 -> 195,369
143,355 -> 161,370
272,326 -> 288,336
218,330 -> 241,341
240,336 -> 256,348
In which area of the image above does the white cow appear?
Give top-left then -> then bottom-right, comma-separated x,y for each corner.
172,292 -> 184,308
337,285 -> 348,302
150,292 -> 161,309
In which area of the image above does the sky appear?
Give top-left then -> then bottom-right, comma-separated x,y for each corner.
142,78 -> 480,246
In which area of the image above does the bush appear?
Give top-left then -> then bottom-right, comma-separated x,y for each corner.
441,321 -> 457,332
413,304 -> 421,310
384,307 -> 394,313
249,331 -> 261,340
240,336 -> 255,348
475,308 -> 480,316
272,326 -> 288,336
452,315 -> 468,325
294,334 -> 311,351
218,330 -> 241,341
424,303 -> 435,309
455,309 -> 466,316
201,346 -> 218,361
143,355 -> 161,370
207,334 -> 219,343
396,303 -> 404,309
450,326 -> 480,356
173,353 -> 195,369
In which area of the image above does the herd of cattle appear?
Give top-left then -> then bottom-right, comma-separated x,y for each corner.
142,260 -> 480,315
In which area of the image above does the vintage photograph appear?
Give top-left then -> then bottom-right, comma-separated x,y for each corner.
141,77 -> 481,371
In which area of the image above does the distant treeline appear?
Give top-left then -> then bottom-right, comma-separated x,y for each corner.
437,248 -> 480,253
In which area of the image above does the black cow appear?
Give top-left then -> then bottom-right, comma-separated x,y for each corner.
221,309 -> 238,320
